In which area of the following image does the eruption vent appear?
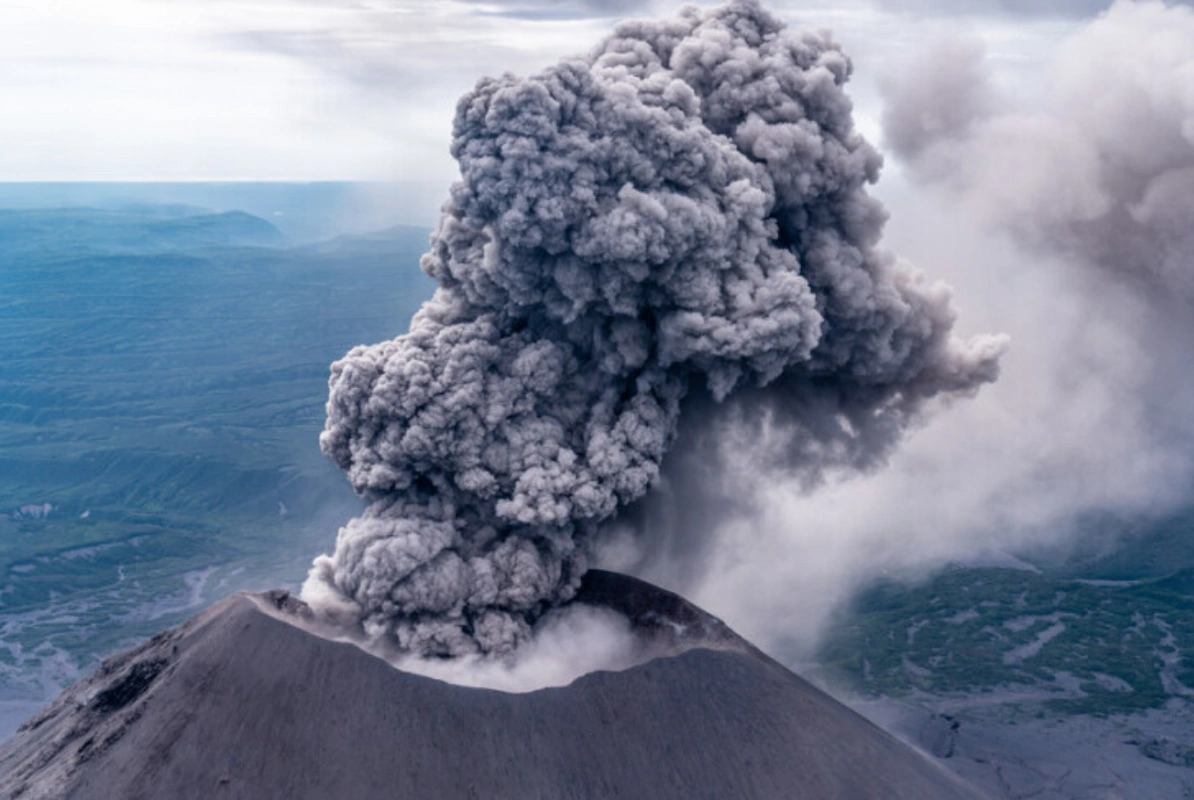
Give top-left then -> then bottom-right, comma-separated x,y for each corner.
303,0 -> 1005,657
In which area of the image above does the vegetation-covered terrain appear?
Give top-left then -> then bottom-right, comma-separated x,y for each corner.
818,525 -> 1194,716
0,203 -> 432,729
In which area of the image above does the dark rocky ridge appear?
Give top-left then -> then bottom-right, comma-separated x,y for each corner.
0,571 -> 988,799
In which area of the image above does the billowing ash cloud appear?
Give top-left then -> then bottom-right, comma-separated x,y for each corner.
302,0 -> 1005,658
881,0 -> 1194,297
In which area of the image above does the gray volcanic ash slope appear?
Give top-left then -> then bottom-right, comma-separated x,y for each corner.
0,572 -> 986,800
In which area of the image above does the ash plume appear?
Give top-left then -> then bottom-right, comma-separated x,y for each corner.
302,0 -> 1005,658
881,0 -> 1194,297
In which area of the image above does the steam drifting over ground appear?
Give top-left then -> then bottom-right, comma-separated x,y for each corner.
302,0 -> 1004,659
674,0 -> 1194,659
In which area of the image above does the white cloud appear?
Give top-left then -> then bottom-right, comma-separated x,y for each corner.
0,0 -> 619,188
0,0 -> 1084,190
662,1 -> 1194,660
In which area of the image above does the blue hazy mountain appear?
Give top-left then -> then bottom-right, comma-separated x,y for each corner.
0,199 -> 434,735
0,208 -> 285,255
0,182 -> 435,242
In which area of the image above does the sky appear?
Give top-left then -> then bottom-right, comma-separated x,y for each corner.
0,0 -> 1096,207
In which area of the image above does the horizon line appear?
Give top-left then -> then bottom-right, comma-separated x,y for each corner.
0,179 -> 405,185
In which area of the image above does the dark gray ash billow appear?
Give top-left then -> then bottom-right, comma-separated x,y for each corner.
306,0 -> 1005,657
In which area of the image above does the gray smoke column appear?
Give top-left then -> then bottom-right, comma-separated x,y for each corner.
302,0 -> 1005,658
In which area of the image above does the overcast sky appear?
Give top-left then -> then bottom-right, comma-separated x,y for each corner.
0,0 -> 1105,201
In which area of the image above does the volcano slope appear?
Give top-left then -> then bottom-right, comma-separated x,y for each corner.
0,571 -> 987,800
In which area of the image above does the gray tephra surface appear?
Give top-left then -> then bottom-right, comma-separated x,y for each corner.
0,571 -> 987,800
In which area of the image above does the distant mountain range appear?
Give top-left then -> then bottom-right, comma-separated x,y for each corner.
0,208 -> 285,255
0,182 -> 435,241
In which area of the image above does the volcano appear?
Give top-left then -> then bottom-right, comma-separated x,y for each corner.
0,571 -> 985,799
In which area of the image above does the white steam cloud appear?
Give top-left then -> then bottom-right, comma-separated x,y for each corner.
882,0 -> 1194,297
301,0 -> 1004,658
675,0 -> 1194,659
